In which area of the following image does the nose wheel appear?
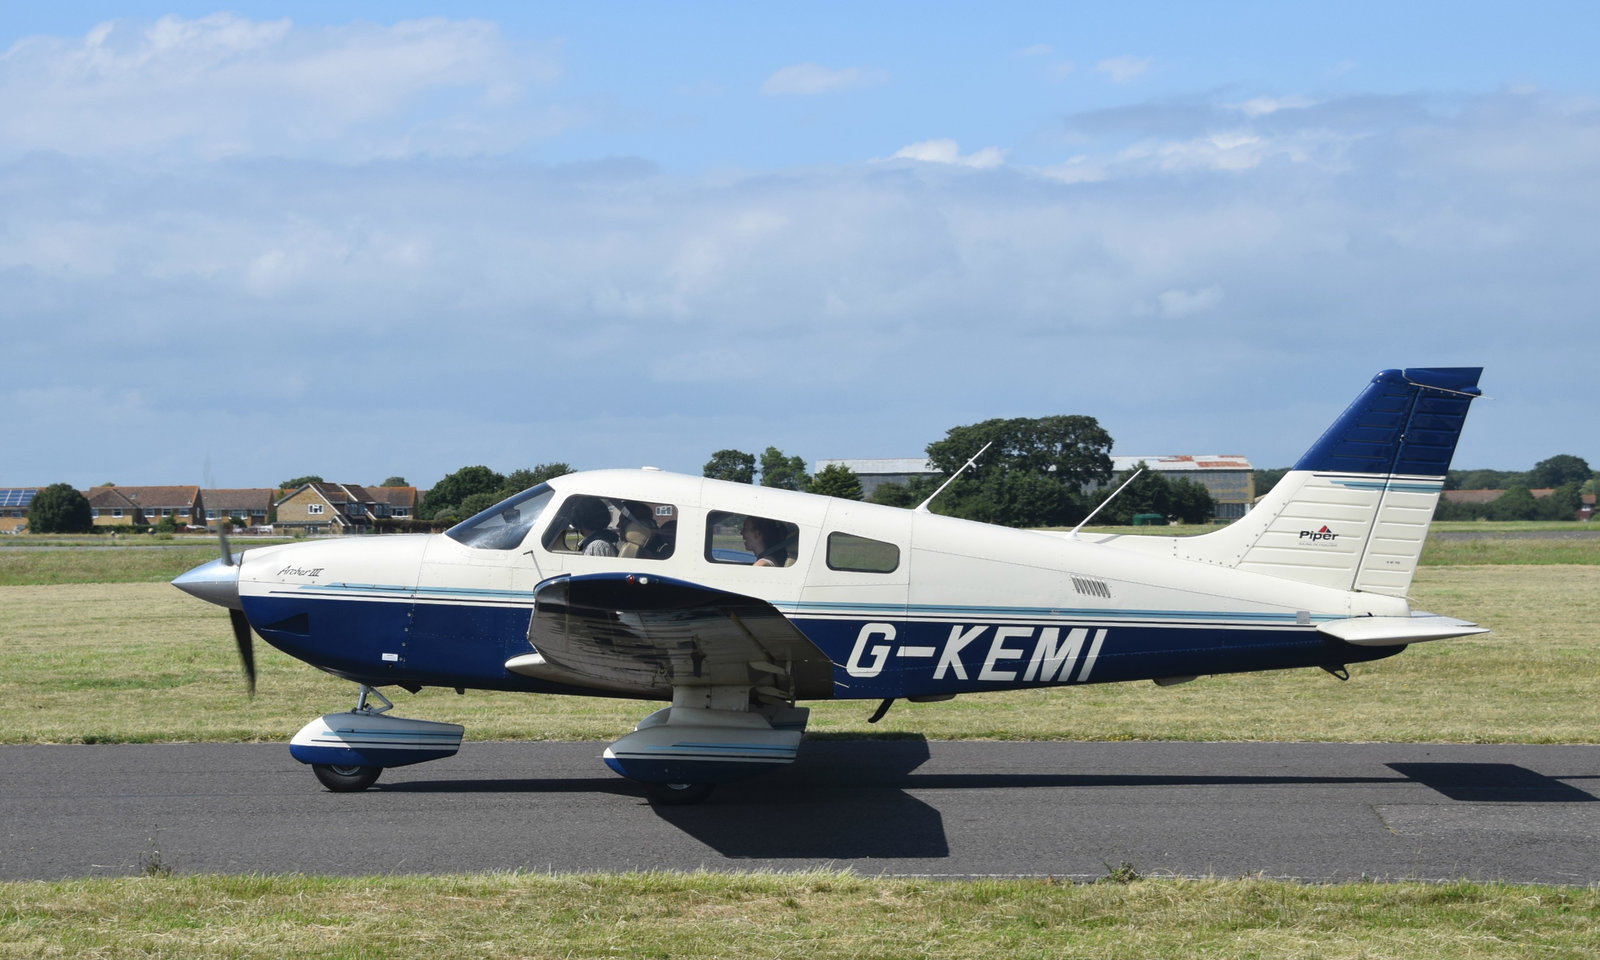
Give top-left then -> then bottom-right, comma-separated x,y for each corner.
312,763 -> 382,792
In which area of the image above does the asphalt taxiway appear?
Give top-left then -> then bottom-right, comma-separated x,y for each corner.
3,740 -> 1596,882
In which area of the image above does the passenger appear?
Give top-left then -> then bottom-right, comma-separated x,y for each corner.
741,515 -> 788,567
570,497 -> 618,557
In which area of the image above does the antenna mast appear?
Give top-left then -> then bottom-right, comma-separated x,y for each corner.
916,441 -> 993,513
1068,468 -> 1143,538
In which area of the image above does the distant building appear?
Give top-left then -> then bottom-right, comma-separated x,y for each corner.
84,485 -> 203,528
1107,455 -> 1254,522
0,487 -> 37,533
274,482 -> 423,534
811,459 -> 939,500
813,454 -> 1254,521
202,489 -> 277,529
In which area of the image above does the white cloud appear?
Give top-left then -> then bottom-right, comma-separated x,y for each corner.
2,90 -> 1593,485
0,14 -> 548,159
1152,285 -> 1223,319
890,139 -> 1005,168
1018,43 -> 1053,58
1225,95 -> 1316,117
1096,55 -> 1150,83
761,62 -> 884,96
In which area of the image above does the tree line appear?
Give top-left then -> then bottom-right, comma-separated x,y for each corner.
700,416 -> 1214,528
1256,454 -> 1596,522
22,413 -> 1226,533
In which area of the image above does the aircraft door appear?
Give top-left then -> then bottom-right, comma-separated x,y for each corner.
800,501 -> 911,700
405,487 -> 553,685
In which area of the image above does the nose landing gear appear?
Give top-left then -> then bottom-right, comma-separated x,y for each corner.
289,684 -> 464,792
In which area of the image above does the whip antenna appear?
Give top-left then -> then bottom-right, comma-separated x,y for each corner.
916,441 -> 993,513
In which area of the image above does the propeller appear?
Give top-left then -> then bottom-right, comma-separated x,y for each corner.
216,521 -> 257,695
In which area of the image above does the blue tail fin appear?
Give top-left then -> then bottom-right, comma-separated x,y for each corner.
1123,367 -> 1483,597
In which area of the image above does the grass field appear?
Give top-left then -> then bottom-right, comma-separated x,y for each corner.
0,530 -> 1595,745
3,528 -> 1596,955
2,872 -> 1598,959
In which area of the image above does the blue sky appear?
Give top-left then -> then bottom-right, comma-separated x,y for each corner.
3,4 -> 1596,489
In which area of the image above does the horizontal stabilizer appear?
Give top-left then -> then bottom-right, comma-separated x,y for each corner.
1317,614 -> 1488,647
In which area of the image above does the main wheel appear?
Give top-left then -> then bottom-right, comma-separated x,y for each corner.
312,763 -> 382,792
645,781 -> 714,806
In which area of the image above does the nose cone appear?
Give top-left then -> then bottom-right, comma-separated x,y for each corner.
172,556 -> 242,610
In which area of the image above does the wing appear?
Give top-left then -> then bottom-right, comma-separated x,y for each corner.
505,572 -> 835,700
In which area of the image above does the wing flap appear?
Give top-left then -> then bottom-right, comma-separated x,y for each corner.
509,573 -> 835,698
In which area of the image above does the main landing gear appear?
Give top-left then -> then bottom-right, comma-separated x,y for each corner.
289,685 -> 464,792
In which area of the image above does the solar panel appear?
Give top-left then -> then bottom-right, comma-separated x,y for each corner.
0,489 -> 37,507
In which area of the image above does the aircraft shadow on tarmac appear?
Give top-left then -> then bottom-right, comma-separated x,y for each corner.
373,744 -> 1596,860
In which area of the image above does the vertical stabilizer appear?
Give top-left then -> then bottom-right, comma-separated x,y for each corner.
1139,367 -> 1482,597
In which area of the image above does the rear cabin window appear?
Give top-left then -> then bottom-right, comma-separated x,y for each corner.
826,532 -> 900,573
705,511 -> 798,567
541,495 -> 677,560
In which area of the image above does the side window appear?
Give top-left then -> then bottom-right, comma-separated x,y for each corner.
705,511 -> 799,567
542,495 -> 677,560
826,532 -> 900,573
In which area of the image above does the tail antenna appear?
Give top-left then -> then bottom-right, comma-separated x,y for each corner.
1068,468 -> 1143,539
915,441 -> 993,513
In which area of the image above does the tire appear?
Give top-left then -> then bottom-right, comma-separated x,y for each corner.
312,763 -> 382,792
645,781 -> 714,806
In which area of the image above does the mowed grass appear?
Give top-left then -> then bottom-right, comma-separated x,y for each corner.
0,545 -> 239,586
0,542 -> 1596,744
2,872 -> 1597,960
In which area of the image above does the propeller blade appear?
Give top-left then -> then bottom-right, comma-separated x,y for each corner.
217,523 -> 234,566
229,608 -> 257,695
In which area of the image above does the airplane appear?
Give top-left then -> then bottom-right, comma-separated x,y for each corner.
173,366 -> 1487,804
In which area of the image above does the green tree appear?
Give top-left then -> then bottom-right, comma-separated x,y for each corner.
1447,468 -> 1527,491
279,475 -> 324,490
1097,463 -> 1215,525
502,463 -> 572,494
378,476 -> 408,487
456,491 -> 501,519
1530,455 -> 1593,489
1486,485 -> 1539,521
759,447 -> 809,491
923,415 -> 1113,526
1253,467 -> 1290,498
703,449 -> 756,484
1539,482 -> 1583,521
29,483 -> 93,534
870,477 -> 938,509
418,465 -> 506,521
810,464 -> 863,500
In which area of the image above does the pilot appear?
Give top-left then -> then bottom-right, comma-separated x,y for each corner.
571,497 -> 619,557
741,515 -> 788,567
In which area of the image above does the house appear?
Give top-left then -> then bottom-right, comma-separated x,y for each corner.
202,489 -> 277,530
83,485 -> 203,528
274,482 -> 422,534
0,487 -> 36,533
367,485 -> 421,521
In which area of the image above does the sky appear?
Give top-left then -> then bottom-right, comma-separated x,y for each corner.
4,2 -> 1597,490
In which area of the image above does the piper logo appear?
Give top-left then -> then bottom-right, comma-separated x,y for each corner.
1299,525 -> 1337,543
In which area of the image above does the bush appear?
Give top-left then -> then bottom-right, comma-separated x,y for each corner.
28,484 -> 93,534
